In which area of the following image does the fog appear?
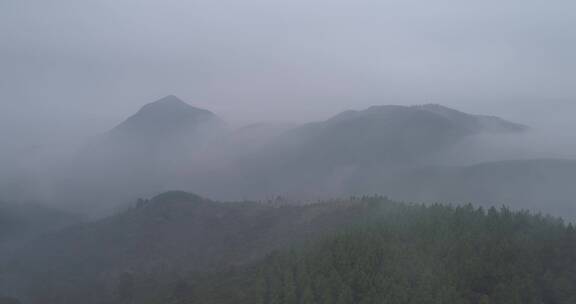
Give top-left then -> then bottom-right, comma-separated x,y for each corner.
4,2 -> 576,303
2,0 -> 576,216
2,0 -> 576,127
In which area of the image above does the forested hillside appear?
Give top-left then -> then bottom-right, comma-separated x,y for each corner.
6,193 -> 574,304
0,192 -> 366,304
173,198 -> 576,304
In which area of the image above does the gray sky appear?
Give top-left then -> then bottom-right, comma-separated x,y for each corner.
1,0 -> 576,148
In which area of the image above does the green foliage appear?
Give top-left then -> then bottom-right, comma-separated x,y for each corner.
8,195 -> 576,304
171,197 -> 576,304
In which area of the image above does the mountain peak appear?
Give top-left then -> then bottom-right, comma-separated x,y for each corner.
140,95 -> 196,112
149,94 -> 186,105
109,95 -> 225,140
159,94 -> 181,102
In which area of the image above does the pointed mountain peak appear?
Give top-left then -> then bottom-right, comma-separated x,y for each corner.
140,95 -> 197,112
109,95 -> 226,139
126,95 -> 216,124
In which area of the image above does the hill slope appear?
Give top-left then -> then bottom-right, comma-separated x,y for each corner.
0,192 -> 576,304
278,104 -> 526,166
53,96 -> 229,214
185,202 -> 576,304
4,194 -> 575,304
108,95 -> 226,144
0,201 -> 79,252
348,159 -> 576,218
2,192 -> 366,304
232,104 -> 527,198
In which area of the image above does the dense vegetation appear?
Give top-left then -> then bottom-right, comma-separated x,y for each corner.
3,195 -> 576,304
0,192 -> 364,304
166,198 -> 576,304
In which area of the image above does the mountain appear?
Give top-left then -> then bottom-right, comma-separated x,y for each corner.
183,203 -> 576,304
108,95 -> 227,144
347,159 -> 576,219
2,192 -> 365,303
413,104 -> 527,133
53,96 -> 229,214
3,193 -> 575,304
281,104 -> 526,165
95,94 -> 229,170
43,102 -> 536,213
231,104 -> 527,198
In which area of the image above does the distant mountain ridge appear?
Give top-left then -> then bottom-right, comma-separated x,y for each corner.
50,97 -> 535,213
227,103 -> 528,198
286,103 -> 526,164
327,103 -> 526,134
413,104 -> 527,132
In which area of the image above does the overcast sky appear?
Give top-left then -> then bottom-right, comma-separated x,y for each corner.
1,0 -> 576,148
